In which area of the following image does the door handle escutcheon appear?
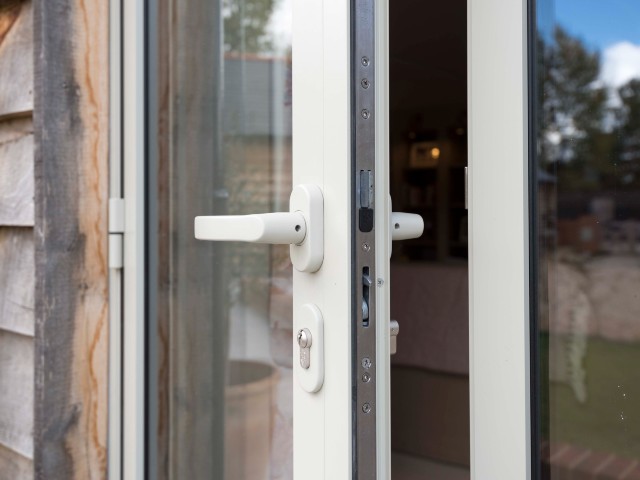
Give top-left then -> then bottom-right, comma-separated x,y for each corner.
294,304 -> 324,393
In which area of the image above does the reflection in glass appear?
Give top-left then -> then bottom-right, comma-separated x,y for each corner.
532,1 -> 640,477
149,0 -> 293,478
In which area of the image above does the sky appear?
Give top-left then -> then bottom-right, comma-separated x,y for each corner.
556,0 -> 640,50
554,0 -> 640,89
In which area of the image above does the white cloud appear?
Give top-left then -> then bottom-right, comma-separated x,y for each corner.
600,41 -> 640,89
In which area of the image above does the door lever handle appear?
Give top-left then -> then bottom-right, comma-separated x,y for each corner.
391,212 -> 424,241
388,197 -> 424,257
195,212 -> 306,244
194,184 -> 324,273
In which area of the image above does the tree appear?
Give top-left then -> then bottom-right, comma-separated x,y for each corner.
613,79 -> 640,189
539,27 -> 610,190
223,0 -> 277,54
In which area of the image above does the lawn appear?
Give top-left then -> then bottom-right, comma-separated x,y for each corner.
541,334 -> 640,458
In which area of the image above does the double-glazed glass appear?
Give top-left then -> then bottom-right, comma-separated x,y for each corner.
531,1 -> 640,477
147,1 -> 293,478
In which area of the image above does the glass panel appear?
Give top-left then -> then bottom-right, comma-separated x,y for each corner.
531,1 -> 640,477
389,1 -> 470,478
147,0 -> 293,478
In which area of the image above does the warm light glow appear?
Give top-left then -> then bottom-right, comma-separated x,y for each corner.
430,147 -> 441,159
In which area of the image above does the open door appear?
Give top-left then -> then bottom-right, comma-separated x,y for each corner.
382,0 -> 530,477
140,0 -> 419,479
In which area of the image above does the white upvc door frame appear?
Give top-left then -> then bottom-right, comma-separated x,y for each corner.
120,0 -> 146,478
108,0 -> 123,477
291,0 -> 353,476
468,0 -> 532,477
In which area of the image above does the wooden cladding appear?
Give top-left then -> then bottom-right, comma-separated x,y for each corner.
0,0 -> 33,120
0,2 -> 35,477
33,0 -> 110,478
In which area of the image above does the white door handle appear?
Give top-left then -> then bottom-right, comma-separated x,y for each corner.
391,212 -> 424,241
388,197 -> 424,257
194,184 -> 324,273
195,212 -> 306,244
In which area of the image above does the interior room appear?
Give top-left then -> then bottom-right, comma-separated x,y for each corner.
388,1 -> 470,478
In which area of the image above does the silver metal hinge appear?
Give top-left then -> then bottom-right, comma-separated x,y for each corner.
109,198 -> 125,269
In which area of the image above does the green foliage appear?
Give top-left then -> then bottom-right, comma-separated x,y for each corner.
223,0 -> 277,54
543,334 -> 640,458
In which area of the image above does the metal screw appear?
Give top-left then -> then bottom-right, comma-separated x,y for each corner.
361,109 -> 370,119
361,56 -> 370,67
362,403 -> 372,414
362,242 -> 371,252
362,372 -> 371,383
361,78 -> 370,89
377,278 -> 384,287
362,357 -> 372,369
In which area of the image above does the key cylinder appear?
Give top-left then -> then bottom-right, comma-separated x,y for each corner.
297,328 -> 312,369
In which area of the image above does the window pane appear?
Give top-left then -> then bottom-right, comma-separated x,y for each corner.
147,0 -> 293,478
531,1 -> 640,477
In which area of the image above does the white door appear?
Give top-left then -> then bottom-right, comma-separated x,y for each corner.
379,0 -> 532,477
118,0 -> 418,478
376,0 -> 532,476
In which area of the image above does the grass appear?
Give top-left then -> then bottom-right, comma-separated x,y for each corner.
540,334 -> 640,458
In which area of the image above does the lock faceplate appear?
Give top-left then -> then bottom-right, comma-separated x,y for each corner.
352,0 -> 377,476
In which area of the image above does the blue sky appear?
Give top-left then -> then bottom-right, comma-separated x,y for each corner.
549,0 -> 640,93
555,0 -> 640,50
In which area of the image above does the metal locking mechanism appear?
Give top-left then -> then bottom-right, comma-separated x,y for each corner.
390,320 -> 400,355
297,328 -> 312,369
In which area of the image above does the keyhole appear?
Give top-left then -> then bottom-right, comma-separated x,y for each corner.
394,223 -> 400,229
295,225 -> 301,232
